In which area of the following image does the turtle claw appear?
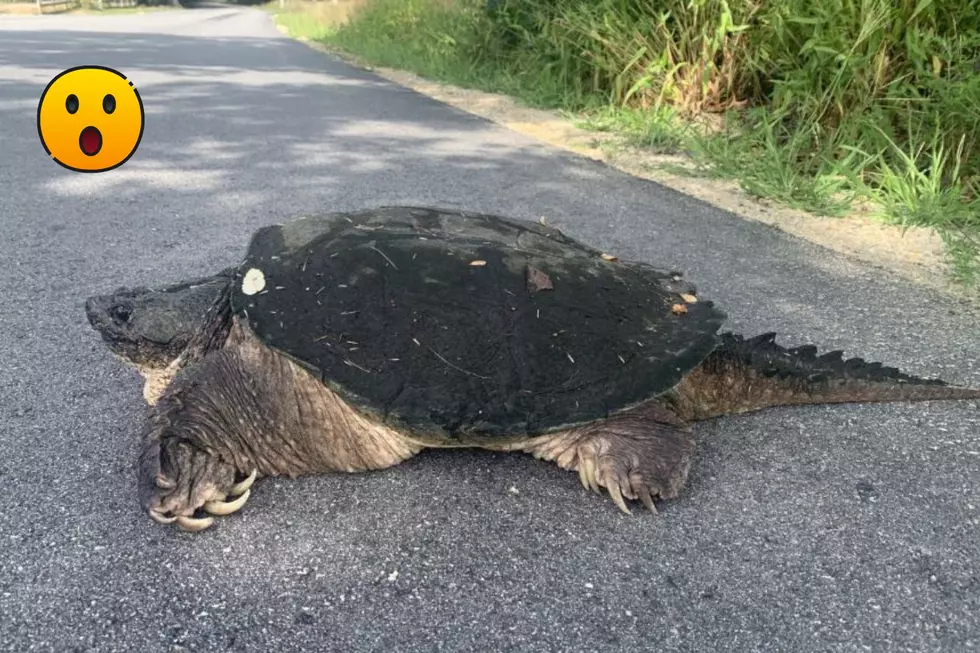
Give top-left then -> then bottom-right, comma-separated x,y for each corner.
607,484 -> 632,515
203,488 -> 251,516
140,436 -> 258,533
148,476 -> 255,532
640,491 -> 658,514
176,515 -> 215,532
229,468 -> 257,496
577,458 -> 600,494
147,484 -> 250,530
149,509 -> 177,524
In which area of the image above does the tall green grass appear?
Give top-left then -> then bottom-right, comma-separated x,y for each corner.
317,0 -> 980,284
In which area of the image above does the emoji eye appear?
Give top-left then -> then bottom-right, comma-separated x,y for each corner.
66,94 -> 79,114
103,94 -> 116,114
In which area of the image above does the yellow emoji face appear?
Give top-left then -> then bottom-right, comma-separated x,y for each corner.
37,66 -> 145,173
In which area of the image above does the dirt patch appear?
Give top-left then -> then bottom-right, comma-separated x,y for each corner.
292,35 -> 977,302
0,3 -> 42,14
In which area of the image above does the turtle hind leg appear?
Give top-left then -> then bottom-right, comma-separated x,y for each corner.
521,401 -> 694,515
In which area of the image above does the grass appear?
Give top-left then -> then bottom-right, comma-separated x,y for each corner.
264,0 -> 980,286
265,0 -> 362,39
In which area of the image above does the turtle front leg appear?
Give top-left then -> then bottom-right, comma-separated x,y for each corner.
134,326 -> 424,532
138,409 -> 259,532
523,401 -> 695,514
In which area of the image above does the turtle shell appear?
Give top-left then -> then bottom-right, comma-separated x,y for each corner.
230,207 -> 726,442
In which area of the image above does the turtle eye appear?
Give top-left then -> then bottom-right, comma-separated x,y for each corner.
110,304 -> 132,324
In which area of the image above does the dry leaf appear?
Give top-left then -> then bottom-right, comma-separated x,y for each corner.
671,304 -> 688,315
525,265 -> 554,292
470,260 -> 487,267
600,253 -> 619,262
539,216 -> 548,225
680,293 -> 698,303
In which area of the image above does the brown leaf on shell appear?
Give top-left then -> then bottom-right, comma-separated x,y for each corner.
470,260 -> 487,267
525,265 -> 554,292
671,304 -> 688,315
679,293 -> 698,303
600,253 -> 619,262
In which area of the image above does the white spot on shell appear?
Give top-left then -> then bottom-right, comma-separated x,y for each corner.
242,268 -> 266,295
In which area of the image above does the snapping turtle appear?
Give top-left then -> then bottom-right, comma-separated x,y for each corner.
85,206 -> 980,532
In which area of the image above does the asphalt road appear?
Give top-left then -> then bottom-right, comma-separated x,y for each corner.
1,7 -> 979,652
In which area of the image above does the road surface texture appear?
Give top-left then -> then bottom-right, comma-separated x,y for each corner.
1,7 -> 979,652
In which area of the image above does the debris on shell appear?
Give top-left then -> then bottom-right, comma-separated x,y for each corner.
680,293 -> 698,303
539,216 -> 548,225
600,253 -> 619,262
241,268 -> 266,295
470,260 -> 487,267
525,265 -> 554,292
671,303 -> 688,315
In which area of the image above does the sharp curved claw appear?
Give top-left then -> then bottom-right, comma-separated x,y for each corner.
155,474 -> 176,490
175,515 -> 215,532
607,484 -> 632,515
579,458 -> 600,494
229,469 -> 258,496
640,491 -> 658,515
149,509 -> 177,524
203,488 -> 251,516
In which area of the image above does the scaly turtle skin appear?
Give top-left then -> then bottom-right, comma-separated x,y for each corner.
84,207 -> 980,532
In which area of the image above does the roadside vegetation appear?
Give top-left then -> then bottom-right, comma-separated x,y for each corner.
266,0 -> 980,285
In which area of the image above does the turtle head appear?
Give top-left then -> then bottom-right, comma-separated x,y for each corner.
85,271 -> 233,373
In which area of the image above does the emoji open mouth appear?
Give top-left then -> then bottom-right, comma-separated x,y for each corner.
79,126 -> 102,156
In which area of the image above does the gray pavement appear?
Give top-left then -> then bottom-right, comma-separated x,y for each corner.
1,7 -> 979,652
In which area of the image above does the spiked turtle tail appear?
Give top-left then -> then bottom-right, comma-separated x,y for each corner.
671,331 -> 980,422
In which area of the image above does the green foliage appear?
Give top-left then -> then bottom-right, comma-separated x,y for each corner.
576,105 -> 688,152
318,0 -> 980,284
688,108 -> 858,216
323,0 -> 493,85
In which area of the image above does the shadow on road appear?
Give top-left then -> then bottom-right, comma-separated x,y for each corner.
3,29 -> 630,276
